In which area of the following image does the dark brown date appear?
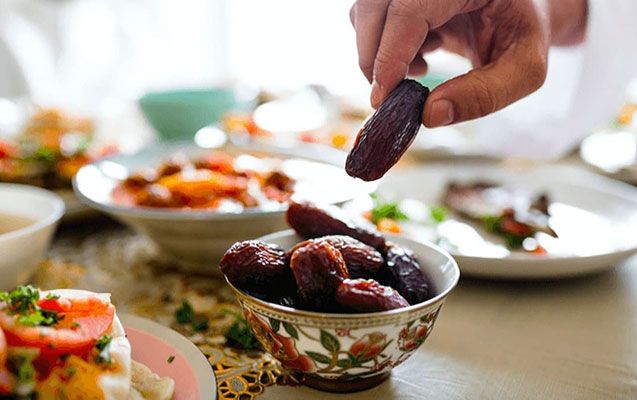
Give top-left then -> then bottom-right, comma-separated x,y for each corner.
289,235 -> 384,279
289,241 -> 349,310
336,279 -> 409,312
346,79 -> 429,181
384,243 -> 431,305
286,201 -> 386,251
220,240 -> 288,287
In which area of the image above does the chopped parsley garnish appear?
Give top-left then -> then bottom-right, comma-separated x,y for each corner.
175,300 -> 209,332
65,366 -> 77,378
45,293 -> 60,300
31,148 -> 57,162
480,214 -> 529,249
175,300 -> 194,324
0,285 -> 62,327
429,205 -> 448,223
167,355 -> 175,364
94,335 -> 113,366
369,192 -> 408,224
8,349 -> 38,396
223,311 -> 261,351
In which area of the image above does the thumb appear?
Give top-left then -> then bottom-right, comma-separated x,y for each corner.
423,40 -> 547,127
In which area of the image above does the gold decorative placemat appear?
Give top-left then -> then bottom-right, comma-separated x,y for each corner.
34,223 -> 296,399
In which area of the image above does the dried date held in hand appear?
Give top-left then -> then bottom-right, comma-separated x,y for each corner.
336,279 -> 409,312
289,241 -> 349,311
346,79 -> 430,181
384,243 -> 431,305
286,201 -> 386,251
289,235 -> 384,279
220,240 -> 288,287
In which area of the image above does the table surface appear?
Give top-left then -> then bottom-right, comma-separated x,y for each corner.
262,257 -> 637,400
44,185 -> 637,400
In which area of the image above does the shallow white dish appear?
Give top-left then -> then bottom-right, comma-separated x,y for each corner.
0,183 -> 64,289
74,141 -> 374,271
376,162 -> 637,280
121,314 -> 216,400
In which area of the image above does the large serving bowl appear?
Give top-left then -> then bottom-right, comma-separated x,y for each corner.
73,141 -> 374,272
0,184 -> 64,289
227,230 -> 460,393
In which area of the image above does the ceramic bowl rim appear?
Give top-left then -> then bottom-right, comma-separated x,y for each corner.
225,229 -> 460,321
0,183 -> 65,242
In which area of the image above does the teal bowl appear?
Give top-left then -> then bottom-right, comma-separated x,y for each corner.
139,88 -> 238,141
416,73 -> 447,89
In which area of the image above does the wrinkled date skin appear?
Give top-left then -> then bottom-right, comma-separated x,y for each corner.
289,241 -> 349,311
220,240 -> 289,288
336,279 -> 409,312
289,235 -> 384,279
384,243 -> 432,305
286,201 -> 386,251
346,79 -> 429,181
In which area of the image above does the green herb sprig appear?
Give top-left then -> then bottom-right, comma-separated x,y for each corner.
175,300 -> 209,332
224,313 -> 261,351
94,334 -> 113,366
369,192 -> 408,224
0,285 -> 62,327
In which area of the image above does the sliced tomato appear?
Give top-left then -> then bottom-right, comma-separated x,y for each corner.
0,329 -> 14,395
0,368 -> 14,395
0,295 -> 115,358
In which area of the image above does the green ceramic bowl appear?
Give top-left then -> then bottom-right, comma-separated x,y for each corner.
416,73 -> 447,89
139,88 -> 238,141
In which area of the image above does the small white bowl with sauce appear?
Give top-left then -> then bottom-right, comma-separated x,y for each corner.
0,184 -> 65,289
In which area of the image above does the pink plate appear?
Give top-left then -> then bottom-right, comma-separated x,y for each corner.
121,314 -> 216,400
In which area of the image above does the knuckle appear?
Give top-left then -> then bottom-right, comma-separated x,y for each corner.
527,54 -> 548,90
467,72 -> 499,116
356,0 -> 389,14
388,0 -> 426,18
374,47 -> 409,77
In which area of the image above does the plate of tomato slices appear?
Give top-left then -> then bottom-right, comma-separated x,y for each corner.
0,286 -> 214,399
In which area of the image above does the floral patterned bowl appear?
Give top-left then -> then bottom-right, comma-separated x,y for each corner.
226,230 -> 460,393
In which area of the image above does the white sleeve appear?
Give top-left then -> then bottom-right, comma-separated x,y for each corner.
470,0 -> 637,160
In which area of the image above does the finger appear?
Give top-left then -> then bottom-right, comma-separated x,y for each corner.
351,0 -> 391,83
371,0 -> 489,107
423,38 -> 548,127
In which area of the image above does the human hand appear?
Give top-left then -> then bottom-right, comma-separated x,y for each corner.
350,0 -> 552,127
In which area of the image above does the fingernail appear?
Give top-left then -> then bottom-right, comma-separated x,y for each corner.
370,80 -> 382,108
428,99 -> 455,127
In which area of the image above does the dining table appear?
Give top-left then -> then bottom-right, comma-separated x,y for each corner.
39,157 -> 637,400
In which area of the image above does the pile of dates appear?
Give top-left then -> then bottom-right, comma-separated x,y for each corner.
220,202 -> 433,313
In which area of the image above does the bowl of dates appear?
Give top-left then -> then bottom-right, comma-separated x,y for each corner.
219,202 -> 459,392
74,142 -> 373,272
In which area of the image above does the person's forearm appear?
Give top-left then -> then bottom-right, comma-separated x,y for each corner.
548,0 -> 588,45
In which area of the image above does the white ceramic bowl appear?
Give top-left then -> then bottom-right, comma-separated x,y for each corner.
73,141 -> 375,272
227,230 -> 460,392
0,184 -> 64,289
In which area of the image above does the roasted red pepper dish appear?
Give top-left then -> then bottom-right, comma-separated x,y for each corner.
441,181 -> 556,252
361,182 -> 556,255
0,286 -> 174,400
113,151 -> 296,211
0,108 -> 116,189
220,202 -> 434,313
